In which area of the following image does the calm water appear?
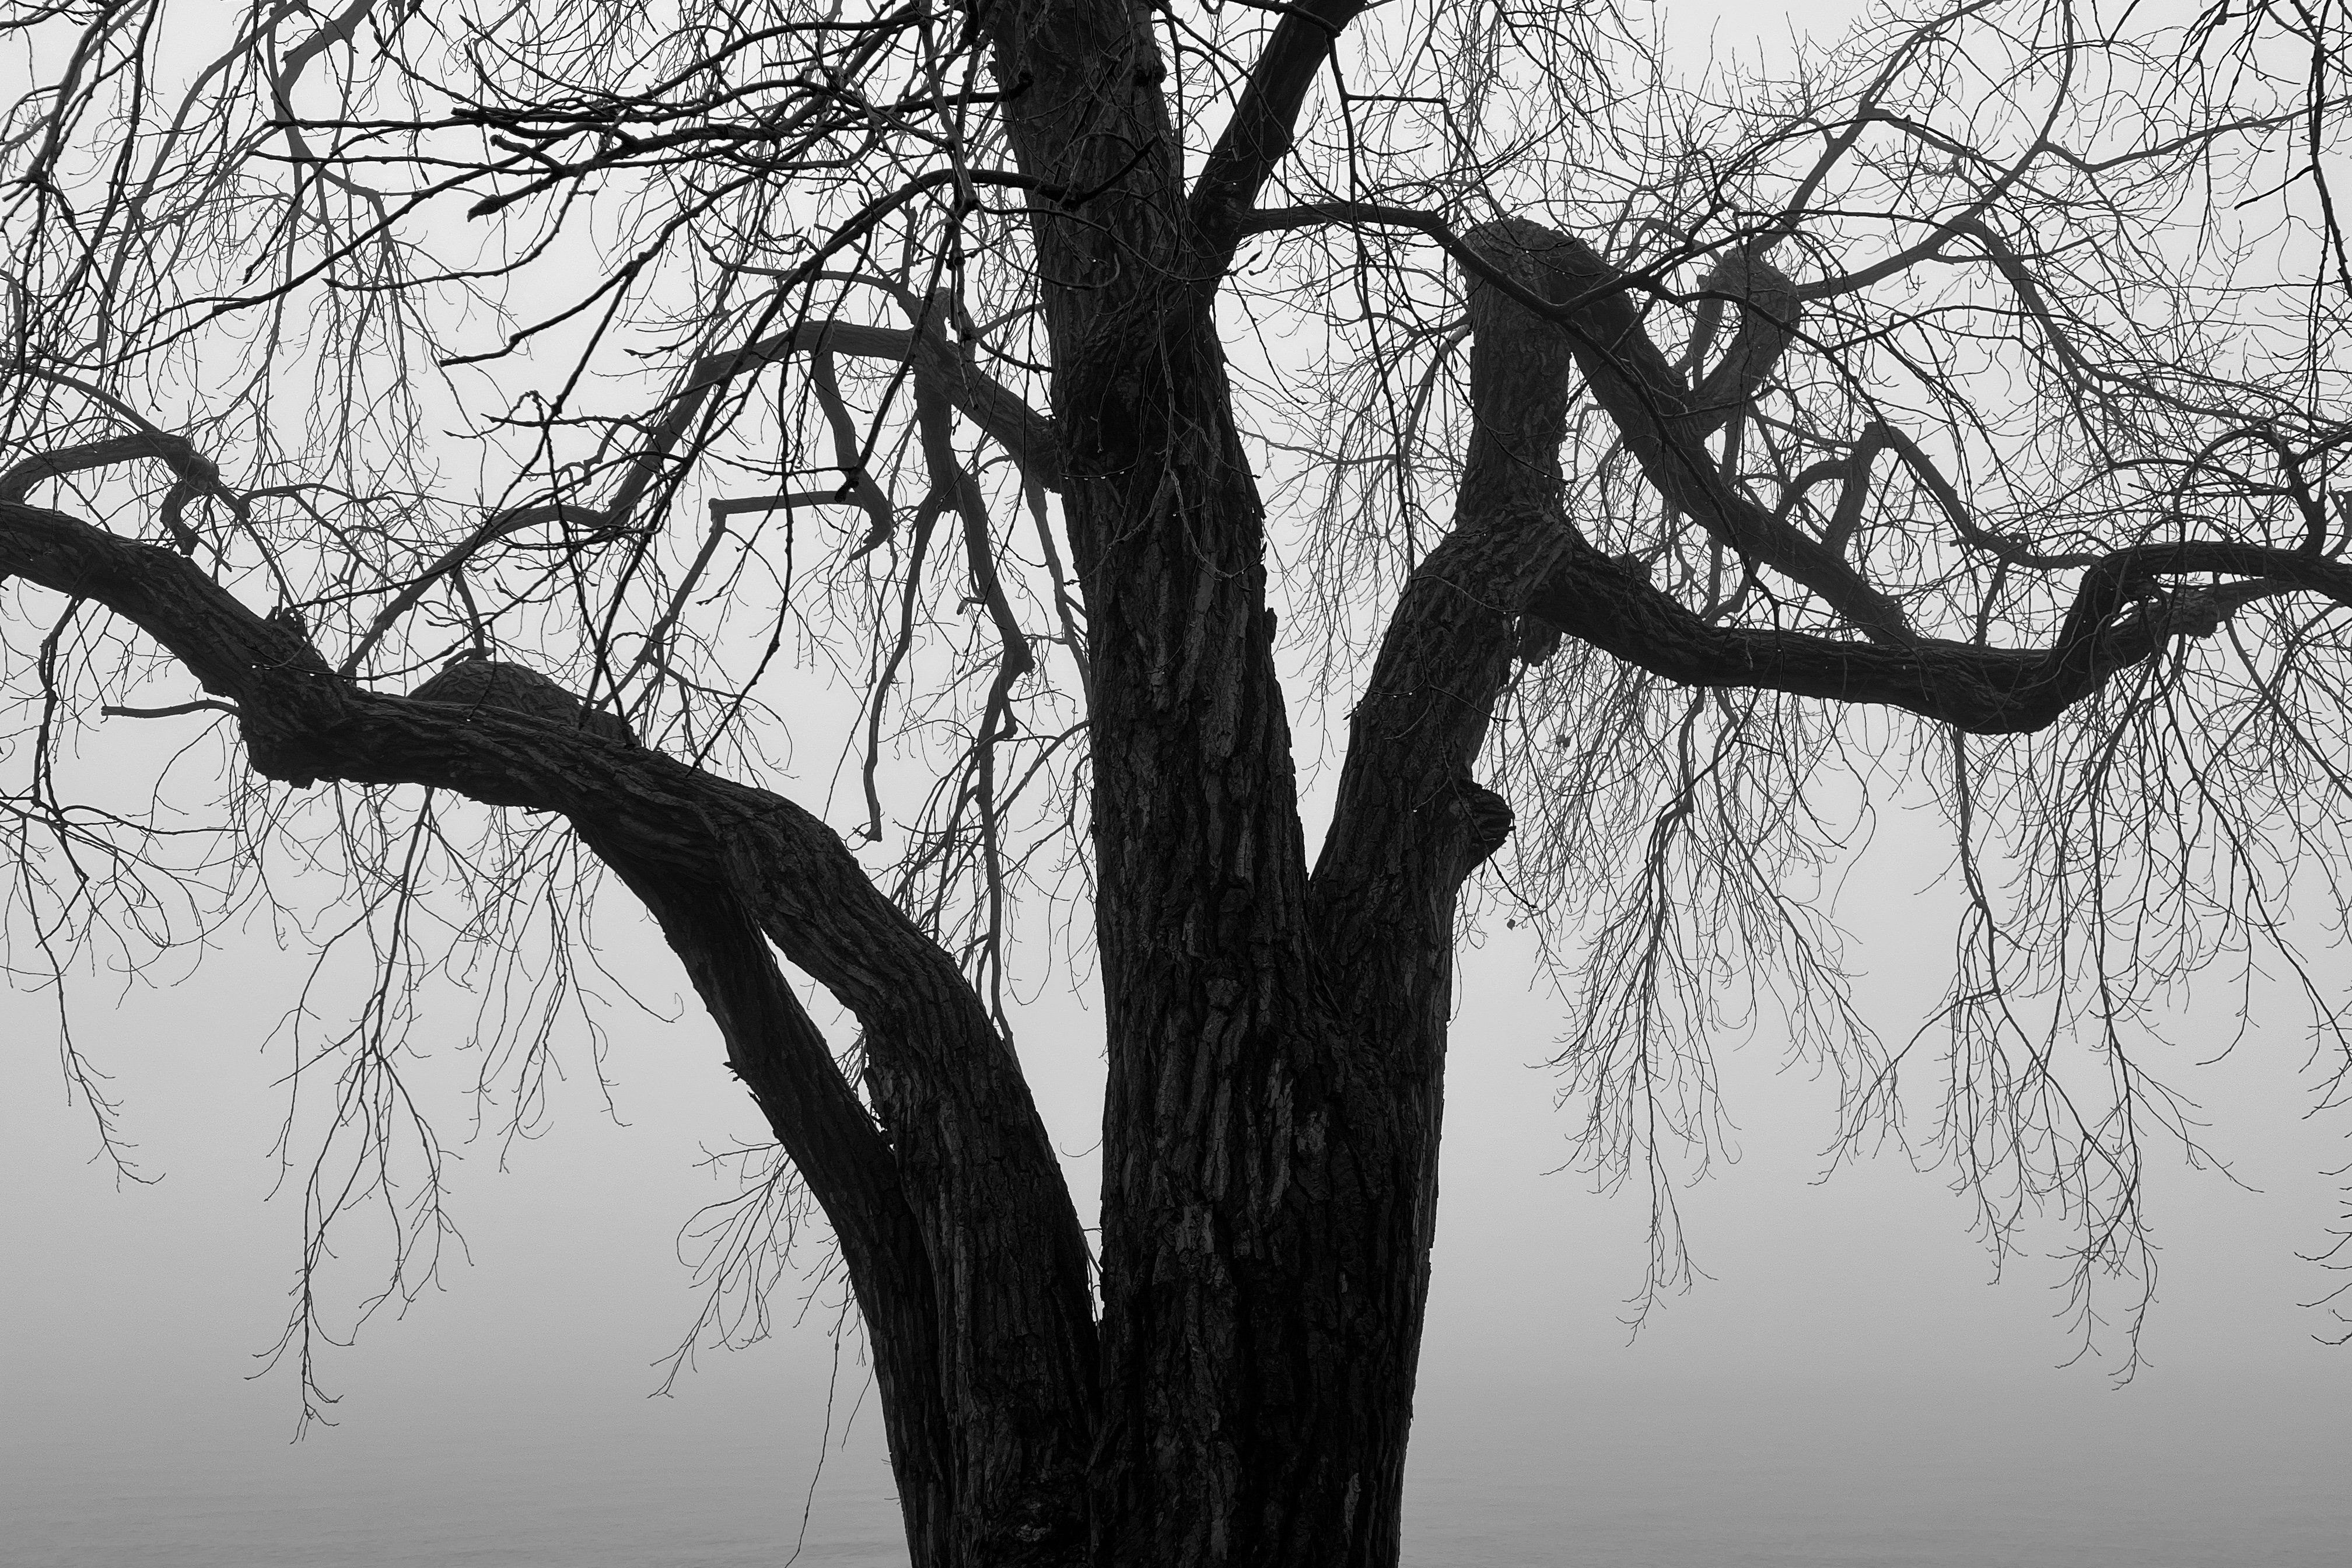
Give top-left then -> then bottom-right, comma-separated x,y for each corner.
7,1384 -> 2344,1566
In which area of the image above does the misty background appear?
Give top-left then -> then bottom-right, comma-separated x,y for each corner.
9,810 -> 2352,1564
11,1 -> 2352,1563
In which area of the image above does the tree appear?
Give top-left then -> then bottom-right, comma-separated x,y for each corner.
6,0 -> 2351,1562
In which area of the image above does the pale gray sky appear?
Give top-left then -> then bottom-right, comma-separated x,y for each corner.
9,806 -> 2351,1562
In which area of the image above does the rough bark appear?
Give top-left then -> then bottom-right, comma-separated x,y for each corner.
974,4 -> 1432,1559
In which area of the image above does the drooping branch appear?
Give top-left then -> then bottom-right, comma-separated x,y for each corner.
0,493 -> 1096,1554
1527,528 -> 2352,735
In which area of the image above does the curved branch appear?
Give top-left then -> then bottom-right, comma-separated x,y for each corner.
1188,0 -> 1371,258
0,431 -> 206,506
1311,222 -> 1574,960
587,855 -> 954,1562
1236,208 -> 1913,638
1682,248 -> 1801,440
1528,529 -> 2352,734
1,370 -> 251,555
1480,219 -> 1916,641
0,494 -> 1096,1552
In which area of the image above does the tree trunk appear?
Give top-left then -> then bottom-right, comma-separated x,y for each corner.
1066,209 -> 1580,1563
943,5 -> 1573,1556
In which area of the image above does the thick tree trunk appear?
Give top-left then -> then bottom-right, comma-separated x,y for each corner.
955,5 -> 1573,1558
961,9 -> 1353,1557
1062,216 -> 1581,1564
0,9 -> 1889,1560
0,123 -> 1644,1564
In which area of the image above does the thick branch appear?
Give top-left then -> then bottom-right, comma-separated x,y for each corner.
590,854 -> 954,1562
0,431 -> 200,504
1477,220 -> 1915,642
0,495 -> 1096,1553
1682,247 -> 1802,440
1238,208 -> 1912,638
1311,223 -> 1573,965
0,422 -> 241,555
1527,529 -> 2352,734
1188,1 -> 1370,257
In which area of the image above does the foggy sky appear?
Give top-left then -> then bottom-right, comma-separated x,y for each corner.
9,844 -> 2351,1563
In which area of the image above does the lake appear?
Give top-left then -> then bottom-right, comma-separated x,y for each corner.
7,1377 -> 2343,1565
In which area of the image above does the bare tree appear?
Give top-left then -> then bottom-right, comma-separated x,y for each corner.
7,0 -> 2352,1562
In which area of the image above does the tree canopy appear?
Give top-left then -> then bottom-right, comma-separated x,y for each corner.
7,1 -> 2352,1562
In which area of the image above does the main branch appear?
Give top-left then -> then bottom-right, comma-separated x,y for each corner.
0,495 -> 1097,1561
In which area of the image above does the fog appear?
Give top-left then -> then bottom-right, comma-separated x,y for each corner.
9,827 -> 2352,1562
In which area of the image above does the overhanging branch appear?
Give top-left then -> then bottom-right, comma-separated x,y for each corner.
0,494 -> 1098,1532
1527,528 -> 2352,734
